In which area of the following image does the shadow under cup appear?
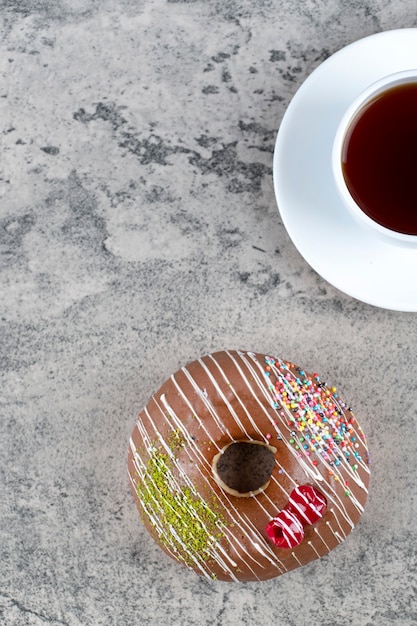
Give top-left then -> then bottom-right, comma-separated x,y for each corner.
333,70 -> 417,242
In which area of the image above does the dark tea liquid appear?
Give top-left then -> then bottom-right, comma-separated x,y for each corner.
342,81 -> 417,235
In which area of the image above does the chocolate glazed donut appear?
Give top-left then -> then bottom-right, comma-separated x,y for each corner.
128,351 -> 370,582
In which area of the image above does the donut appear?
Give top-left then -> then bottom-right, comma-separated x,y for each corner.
128,350 -> 370,582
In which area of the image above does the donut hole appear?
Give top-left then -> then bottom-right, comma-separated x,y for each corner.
212,441 -> 276,497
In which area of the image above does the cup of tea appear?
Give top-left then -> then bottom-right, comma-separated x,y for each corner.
332,69 -> 417,242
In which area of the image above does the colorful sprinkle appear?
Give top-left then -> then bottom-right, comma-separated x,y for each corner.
263,357 -> 368,480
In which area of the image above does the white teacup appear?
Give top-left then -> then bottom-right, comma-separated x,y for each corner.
332,69 -> 417,243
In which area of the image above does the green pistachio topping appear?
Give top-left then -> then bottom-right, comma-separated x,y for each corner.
137,445 -> 224,566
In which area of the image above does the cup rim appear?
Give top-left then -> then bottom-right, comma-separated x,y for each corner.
332,68 -> 417,243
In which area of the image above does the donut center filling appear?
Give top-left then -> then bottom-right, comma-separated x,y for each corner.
212,441 -> 276,497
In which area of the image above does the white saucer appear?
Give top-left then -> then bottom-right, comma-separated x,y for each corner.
273,28 -> 417,312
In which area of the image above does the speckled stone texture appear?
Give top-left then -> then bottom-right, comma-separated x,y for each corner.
1,1 -> 417,624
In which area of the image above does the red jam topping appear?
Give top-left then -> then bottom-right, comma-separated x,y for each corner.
265,485 -> 327,548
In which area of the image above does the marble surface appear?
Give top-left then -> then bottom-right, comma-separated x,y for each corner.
2,1 -> 417,624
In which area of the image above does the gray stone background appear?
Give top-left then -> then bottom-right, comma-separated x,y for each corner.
1,1 -> 417,625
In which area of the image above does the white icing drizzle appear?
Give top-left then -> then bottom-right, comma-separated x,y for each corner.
328,508 -> 348,539
197,357 -> 253,439
326,520 -> 344,544
180,367 -> 234,438
314,527 -> 332,552
308,541 -> 322,558
206,354 -> 271,439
